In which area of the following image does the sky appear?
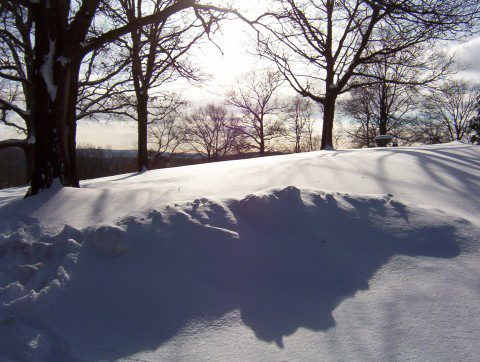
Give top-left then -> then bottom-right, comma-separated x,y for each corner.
451,36 -> 480,78
76,17 -> 268,149
79,31 -> 480,150
1,4 -> 480,150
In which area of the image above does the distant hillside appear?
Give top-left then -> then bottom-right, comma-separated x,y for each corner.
0,147 -> 286,189
0,147 -> 27,189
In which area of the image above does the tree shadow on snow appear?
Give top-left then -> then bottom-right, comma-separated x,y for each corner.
44,186 -> 462,360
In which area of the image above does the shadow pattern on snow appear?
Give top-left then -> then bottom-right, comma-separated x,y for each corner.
27,186 -> 463,360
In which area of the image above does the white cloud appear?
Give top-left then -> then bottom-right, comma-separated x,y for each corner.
451,36 -> 480,77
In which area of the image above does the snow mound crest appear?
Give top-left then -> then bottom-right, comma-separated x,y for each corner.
87,223 -> 128,256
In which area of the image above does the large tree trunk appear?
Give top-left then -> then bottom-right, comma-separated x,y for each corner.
26,10 -> 82,196
137,93 -> 149,172
28,60 -> 81,195
129,20 -> 150,173
259,119 -> 265,155
321,95 -> 336,149
379,118 -> 388,136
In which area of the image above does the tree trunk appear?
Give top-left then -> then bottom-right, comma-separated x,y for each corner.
379,83 -> 388,137
28,63 -> 81,195
321,96 -> 336,149
137,93 -> 149,172
258,136 -> 265,155
379,118 -> 388,135
259,118 -> 265,155
455,120 -> 462,140
27,12 -> 81,196
366,113 -> 371,147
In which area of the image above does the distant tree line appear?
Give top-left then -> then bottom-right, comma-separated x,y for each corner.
1,144 -> 134,189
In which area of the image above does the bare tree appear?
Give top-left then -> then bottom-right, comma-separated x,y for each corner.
332,119 -> 345,149
0,3 -> 126,185
0,4 -> 35,179
226,69 -> 285,154
411,118 -> 451,145
421,80 -> 480,141
0,4 -> 134,184
0,0 -> 238,196
338,41 -> 455,148
469,100 -> 480,144
254,0 -> 480,149
303,111 -> 319,152
108,0 -> 210,172
339,89 -> 375,148
285,95 -> 315,153
75,43 -> 132,123
148,94 -> 187,168
338,66 -> 419,147
186,104 -> 247,161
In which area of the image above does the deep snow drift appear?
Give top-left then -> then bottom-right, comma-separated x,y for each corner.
0,142 -> 479,361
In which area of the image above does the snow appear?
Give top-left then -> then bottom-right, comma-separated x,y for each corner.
40,39 -> 58,101
56,56 -> 70,67
375,134 -> 394,140
0,142 -> 479,361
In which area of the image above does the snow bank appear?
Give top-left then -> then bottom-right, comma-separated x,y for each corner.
1,185 -> 476,361
1,143 -> 479,361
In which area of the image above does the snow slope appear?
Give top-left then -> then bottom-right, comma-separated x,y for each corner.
0,142 -> 479,361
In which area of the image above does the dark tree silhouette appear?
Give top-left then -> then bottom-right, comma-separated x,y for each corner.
147,95 -> 187,168
0,4 -> 132,183
186,104 -> 247,161
0,0 -> 238,196
0,4 -> 35,180
112,0 -> 209,172
285,95 -> 315,153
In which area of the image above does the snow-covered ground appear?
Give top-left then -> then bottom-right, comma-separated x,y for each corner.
1,141 -> 479,361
